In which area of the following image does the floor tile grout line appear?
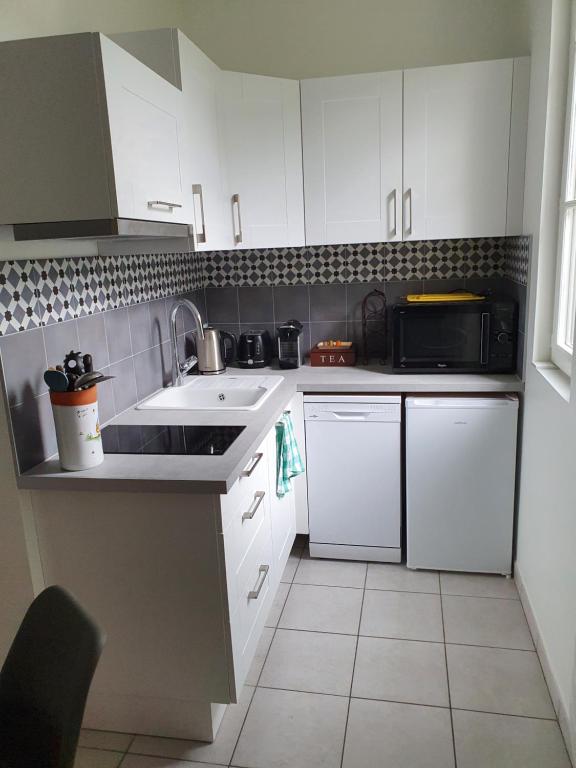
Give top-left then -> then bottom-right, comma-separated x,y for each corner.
339,561 -> 368,768
227,682 -> 258,768
439,582 -> 458,768
229,544 -> 304,767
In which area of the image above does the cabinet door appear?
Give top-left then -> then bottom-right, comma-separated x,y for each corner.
100,35 -> 189,224
179,34 -> 234,250
403,59 -> 513,240
218,72 -> 305,249
301,72 -> 402,246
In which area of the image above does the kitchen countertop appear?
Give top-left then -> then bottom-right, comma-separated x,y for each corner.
19,364 -> 523,495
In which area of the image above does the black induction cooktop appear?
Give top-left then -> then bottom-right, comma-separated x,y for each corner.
101,424 -> 246,456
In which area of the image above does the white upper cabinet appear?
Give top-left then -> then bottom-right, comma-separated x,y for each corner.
0,33 -> 190,228
301,72 -> 403,246
403,59 -> 514,240
218,72 -> 305,249
100,35 -> 188,224
177,33 -> 234,250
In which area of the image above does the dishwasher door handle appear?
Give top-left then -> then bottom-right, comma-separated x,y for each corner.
332,411 -> 372,420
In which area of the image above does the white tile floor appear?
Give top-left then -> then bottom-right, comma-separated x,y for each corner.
76,543 -> 572,768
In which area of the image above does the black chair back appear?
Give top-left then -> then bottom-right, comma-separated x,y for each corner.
0,586 -> 105,768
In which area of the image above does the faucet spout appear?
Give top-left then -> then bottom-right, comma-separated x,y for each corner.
170,298 -> 206,387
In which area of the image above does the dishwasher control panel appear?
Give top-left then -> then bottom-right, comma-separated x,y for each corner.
304,396 -> 401,423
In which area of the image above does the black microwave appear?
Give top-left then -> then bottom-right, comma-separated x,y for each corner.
392,297 -> 517,373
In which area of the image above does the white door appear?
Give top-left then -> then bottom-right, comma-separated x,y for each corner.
301,72 -> 402,246
178,33 -> 234,250
218,71 -> 305,249
100,34 -> 189,224
403,59 -> 513,240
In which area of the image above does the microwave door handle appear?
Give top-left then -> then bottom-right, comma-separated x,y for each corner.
480,312 -> 490,365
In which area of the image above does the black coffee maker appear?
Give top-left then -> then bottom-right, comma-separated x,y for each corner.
277,320 -> 303,369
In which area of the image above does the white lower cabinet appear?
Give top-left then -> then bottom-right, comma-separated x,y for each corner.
29,407 -> 300,743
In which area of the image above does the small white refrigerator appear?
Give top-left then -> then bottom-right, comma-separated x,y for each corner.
406,396 -> 519,574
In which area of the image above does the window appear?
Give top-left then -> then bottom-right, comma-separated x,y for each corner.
553,6 -> 576,376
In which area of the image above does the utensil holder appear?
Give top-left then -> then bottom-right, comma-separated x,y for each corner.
50,387 -> 103,471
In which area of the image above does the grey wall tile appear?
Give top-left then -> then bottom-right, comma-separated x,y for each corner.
350,321 -> 389,364
109,357 -> 137,414
273,286 -> 310,324
96,367 -> 115,424
310,321 -> 348,349
181,290 -> 207,331
238,287 -> 274,324
104,307 -> 132,364
384,280 -> 423,307
77,312 -> 109,370
206,286 -> 239,324
0,327 -> 47,406
133,343 -> 171,402
10,392 -> 57,472
128,302 -> 152,355
346,283 -> 386,324
148,298 -> 169,347
43,319 -> 80,369
422,278 -> 467,294
309,285 -> 347,321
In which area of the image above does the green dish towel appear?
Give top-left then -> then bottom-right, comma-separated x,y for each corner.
276,412 -> 305,497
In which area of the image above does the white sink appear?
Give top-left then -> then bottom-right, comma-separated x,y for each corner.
137,375 -> 284,411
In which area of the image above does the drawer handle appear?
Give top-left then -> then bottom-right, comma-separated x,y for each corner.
242,491 -> 266,521
147,200 -> 183,211
248,564 -> 270,600
241,452 -> 263,477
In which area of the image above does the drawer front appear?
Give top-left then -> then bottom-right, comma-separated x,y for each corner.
229,517 -> 274,691
224,488 -> 270,594
220,438 -> 269,531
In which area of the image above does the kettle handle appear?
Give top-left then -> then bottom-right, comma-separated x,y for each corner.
220,331 -> 237,364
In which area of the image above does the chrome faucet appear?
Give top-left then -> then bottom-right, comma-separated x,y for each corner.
169,298 -> 205,387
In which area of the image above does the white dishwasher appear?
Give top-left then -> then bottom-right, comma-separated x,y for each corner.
406,396 -> 519,574
304,395 -> 401,562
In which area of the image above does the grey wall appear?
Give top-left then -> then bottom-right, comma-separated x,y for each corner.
0,0 -> 530,79
0,289 -> 205,472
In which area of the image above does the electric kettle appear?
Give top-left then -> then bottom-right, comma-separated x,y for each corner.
197,327 -> 237,375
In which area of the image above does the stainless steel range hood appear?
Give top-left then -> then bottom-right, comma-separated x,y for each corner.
12,218 -> 192,241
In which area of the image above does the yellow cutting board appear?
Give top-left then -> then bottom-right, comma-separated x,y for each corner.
405,292 -> 486,303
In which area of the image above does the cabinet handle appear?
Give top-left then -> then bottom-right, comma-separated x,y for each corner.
241,452 -> 263,477
403,188 -> 413,236
248,564 -> 270,599
232,193 -> 243,243
242,491 -> 265,521
389,189 -> 398,238
147,200 -> 183,211
192,184 -> 207,244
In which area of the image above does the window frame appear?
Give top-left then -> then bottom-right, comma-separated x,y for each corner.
552,2 -> 576,376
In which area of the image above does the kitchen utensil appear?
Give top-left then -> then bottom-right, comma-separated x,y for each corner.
82,353 -> 93,373
74,371 -> 115,390
196,327 -> 237,375
237,330 -> 272,368
277,320 -> 303,369
63,350 -> 86,376
44,369 -> 70,392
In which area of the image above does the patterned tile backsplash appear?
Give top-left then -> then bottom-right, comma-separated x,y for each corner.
0,235 -> 530,474
0,250 -> 203,336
